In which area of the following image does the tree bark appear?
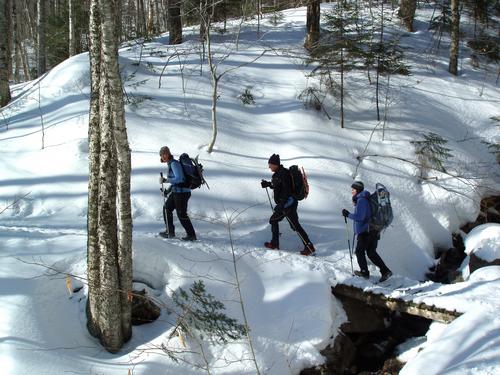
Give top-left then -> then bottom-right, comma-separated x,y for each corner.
5,0 -> 12,80
37,0 -> 46,76
0,0 -> 11,106
448,0 -> 459,76
87,0 -> 133,353
100,0 -> 133,343
69,0 -> 76,56
399,0 -> 417,32
168,0 -> 182,44
304,0 -> 320,51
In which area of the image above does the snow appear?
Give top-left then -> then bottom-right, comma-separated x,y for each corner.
464,223 -> 500,262
1,3 -> 500,375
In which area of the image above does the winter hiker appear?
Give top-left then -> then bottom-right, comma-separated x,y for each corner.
159,146 -> 197,241
342,181 -> 392,282
261,154 -> 315,256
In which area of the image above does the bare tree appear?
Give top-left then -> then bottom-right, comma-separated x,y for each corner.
87,0 -> 133,353
37,0 -> 46,76
0,0 -> 11,106
449,0 -> 459,75
168,0 -> 182,44
399,0 -> 417,32
304,0 -> 320,51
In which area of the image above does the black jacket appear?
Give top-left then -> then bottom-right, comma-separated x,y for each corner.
270,165 -> 292,210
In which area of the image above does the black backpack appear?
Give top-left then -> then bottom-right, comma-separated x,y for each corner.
289,165 -> 309,201
368,183 -> 393,233
178,153 -> 206,189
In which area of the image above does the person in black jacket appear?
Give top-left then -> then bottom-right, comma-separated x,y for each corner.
261,154 -> 315,256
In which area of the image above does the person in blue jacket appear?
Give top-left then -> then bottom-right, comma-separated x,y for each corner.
342,181 -> 392,282
159,146 -> 196,241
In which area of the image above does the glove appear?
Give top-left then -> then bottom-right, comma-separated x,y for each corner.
160,186 -> 172,197
159,175 -> 166,184
342,209 -> 350,218
274,203 -> 284,213
261,179 -> 272,188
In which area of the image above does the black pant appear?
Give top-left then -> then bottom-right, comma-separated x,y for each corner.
269,201 -> 311,247
355,230 -> 390,274
163,192 -> 195,237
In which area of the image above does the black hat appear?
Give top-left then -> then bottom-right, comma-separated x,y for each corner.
268,154 -> 280,165
351,181 -> 364,192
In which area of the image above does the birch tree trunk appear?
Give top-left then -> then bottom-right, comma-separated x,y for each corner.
449,0 -> 459,76
37,0 -> 46,76
0,0 -> 11,106
100,0 -> 133,342
87,0 -> 133,353
69,0 -> 76,56
304,0 -> 320,51
399,0 -> 417,32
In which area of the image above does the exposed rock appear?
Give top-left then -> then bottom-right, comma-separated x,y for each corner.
426,246 -> 465,284
336,296 -> 387,333
300,333 -> 357,375
460,196 -> 500,234
131,289 -> 161,325
469,252 -> 500,274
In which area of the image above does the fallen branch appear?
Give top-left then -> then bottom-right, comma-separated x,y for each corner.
0,192 -> 31,214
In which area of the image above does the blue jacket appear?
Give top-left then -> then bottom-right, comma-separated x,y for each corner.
348,190 -> 371,235
167,159 -> 191,193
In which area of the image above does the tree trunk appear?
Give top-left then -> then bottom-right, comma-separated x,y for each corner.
147,0 -> 155,36
399,0 -> 417,32
5,0 -> 12,80
448,0 -> 459,76
37,0 -> 46,76
100,0 -> 133,342
87,0 -> 133,353
168,0 -> 182,44
0,0 -> 11,106
87,0 -> 102,343
474,0 -> 488,25
206,3 -> 217,153
69,0 -> 76,56
304,0 -> 320,51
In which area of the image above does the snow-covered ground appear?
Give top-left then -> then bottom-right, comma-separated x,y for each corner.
0,4 -> 499,375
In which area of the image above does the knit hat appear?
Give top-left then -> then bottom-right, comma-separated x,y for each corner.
351,181 -> 364,193
268,153 -> 280,166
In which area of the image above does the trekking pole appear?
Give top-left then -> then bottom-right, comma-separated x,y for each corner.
160,172 -> 166,205
265,187 -> 273,211
344,216 -> 354,275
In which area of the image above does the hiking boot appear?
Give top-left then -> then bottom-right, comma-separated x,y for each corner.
354,270 -> 370,279
300,243 -> 315,256
159,231 -> 175,238
379,271 -> 393,283
264,242 -> 279,250
181,235 -> 197,241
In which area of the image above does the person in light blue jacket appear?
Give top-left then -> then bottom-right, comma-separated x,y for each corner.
342,181 -> 392,282
159,146 -> 196,241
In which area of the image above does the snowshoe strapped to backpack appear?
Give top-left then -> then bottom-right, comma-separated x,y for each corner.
368,183 -> 393,233
179,153 -> 205,190
289,165 -> 309,201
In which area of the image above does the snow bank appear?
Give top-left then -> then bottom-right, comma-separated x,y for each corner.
465,223 -> 500,262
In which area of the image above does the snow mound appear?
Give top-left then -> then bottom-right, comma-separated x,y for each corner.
465,223 -> 500,262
